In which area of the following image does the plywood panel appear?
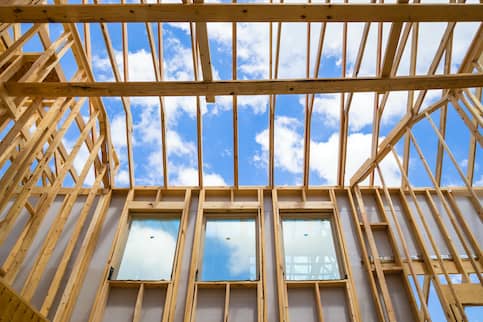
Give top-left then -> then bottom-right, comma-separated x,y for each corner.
228,288 -> 257,322
386,273 -> 416,322
141,288 -> 166,322
319,287 -> 350,322
102,287 -> 137,322
195,288 -> 225,322
287,288 -> 318,322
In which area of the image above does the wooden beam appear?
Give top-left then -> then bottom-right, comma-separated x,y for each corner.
380,22 -> 403,77
5,73 -> 483,97
350,97 -> 448,186
190,22 -> 204,188
232,14 -> 238,188
96,17 -> 135,187
2,4 -> 483,23
193,2 -> 215,103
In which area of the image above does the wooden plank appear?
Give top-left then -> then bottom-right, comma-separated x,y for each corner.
194,15 -> 215,102
5,73 -> 483,97
329,189 -> 361,322
95,17 -> 135,187
0,98 -> 83,245
423,112 -> 482,215
183,189 -> 205,322
440,284 -> 483,305
353,188 -> 399,321
53,191 -> 113,321
133,284 -> 144,322
391,149 -> 467,321
314,283 -> 325,322
3,132 -> 103,284
350,97 -> 447,186
223,284 -> 230,322
0,278 -> 48,322
85,190 -> 133,322
271,189 -> 289,322
276,201 -> 333,210
40,167 -> 108,315
20,144 -> 106,302
163,189 -> 191,322
139,14 -> 168,187
232,19 -> 238,187
2,4 -> 483,23
203,201 -> 260,210
375,166 -> 432,321
448,96 -> 483,147
380,22 -> 403,77
127,200 -> 186,211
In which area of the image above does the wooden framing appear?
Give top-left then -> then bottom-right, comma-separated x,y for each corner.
4,74 -> 482,97
1,4 -> 482,23
0,1 -> 482,322
0,3 -> 482,191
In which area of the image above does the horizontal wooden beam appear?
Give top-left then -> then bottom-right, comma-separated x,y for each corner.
1,4 -> 482,23
4,74 -> 483,97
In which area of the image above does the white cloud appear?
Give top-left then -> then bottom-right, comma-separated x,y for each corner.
170,166 -> 227,186
93,11 -> 479,188
110,115 -> 128,150
117,219 -> 177,280
115,169 -> 130,186
310,132 -> 401,186
254,116 -> 304,174
253,116 -> 401,185
166,130 -> 196,158
205,219 -> 256,278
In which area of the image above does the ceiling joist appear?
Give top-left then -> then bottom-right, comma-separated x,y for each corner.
1,4 -> 483,23
4,74 -> 482,97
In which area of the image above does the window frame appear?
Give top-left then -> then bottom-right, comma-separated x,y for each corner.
112,211 -> 183,281
278,211 -> 345,281
197,212 -> 261,282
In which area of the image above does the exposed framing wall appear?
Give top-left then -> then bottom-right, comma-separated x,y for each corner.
1,2 -> 482,322
2,186 -> 480,322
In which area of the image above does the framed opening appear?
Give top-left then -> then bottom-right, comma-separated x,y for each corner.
281,215 -> 342,280
114,214 -> 180,281
199,217 -> 258,281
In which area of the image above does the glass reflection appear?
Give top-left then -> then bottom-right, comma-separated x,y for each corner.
282,218 -> 340,280
201,218 -> 257,281
116,217 -> 180,280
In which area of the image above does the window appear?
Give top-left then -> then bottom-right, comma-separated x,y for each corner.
116,216 -> 180,280
282,218 -> 340,280
200,218 -> 257,281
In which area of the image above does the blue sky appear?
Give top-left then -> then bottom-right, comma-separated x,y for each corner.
1,0 -> 482,190
88,16 -> 482,188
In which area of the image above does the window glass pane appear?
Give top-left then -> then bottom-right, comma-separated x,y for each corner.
116,217 -> 180,280
201,218 -> 257,281
282,218 -> 340,280
465,306 -> 483,322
